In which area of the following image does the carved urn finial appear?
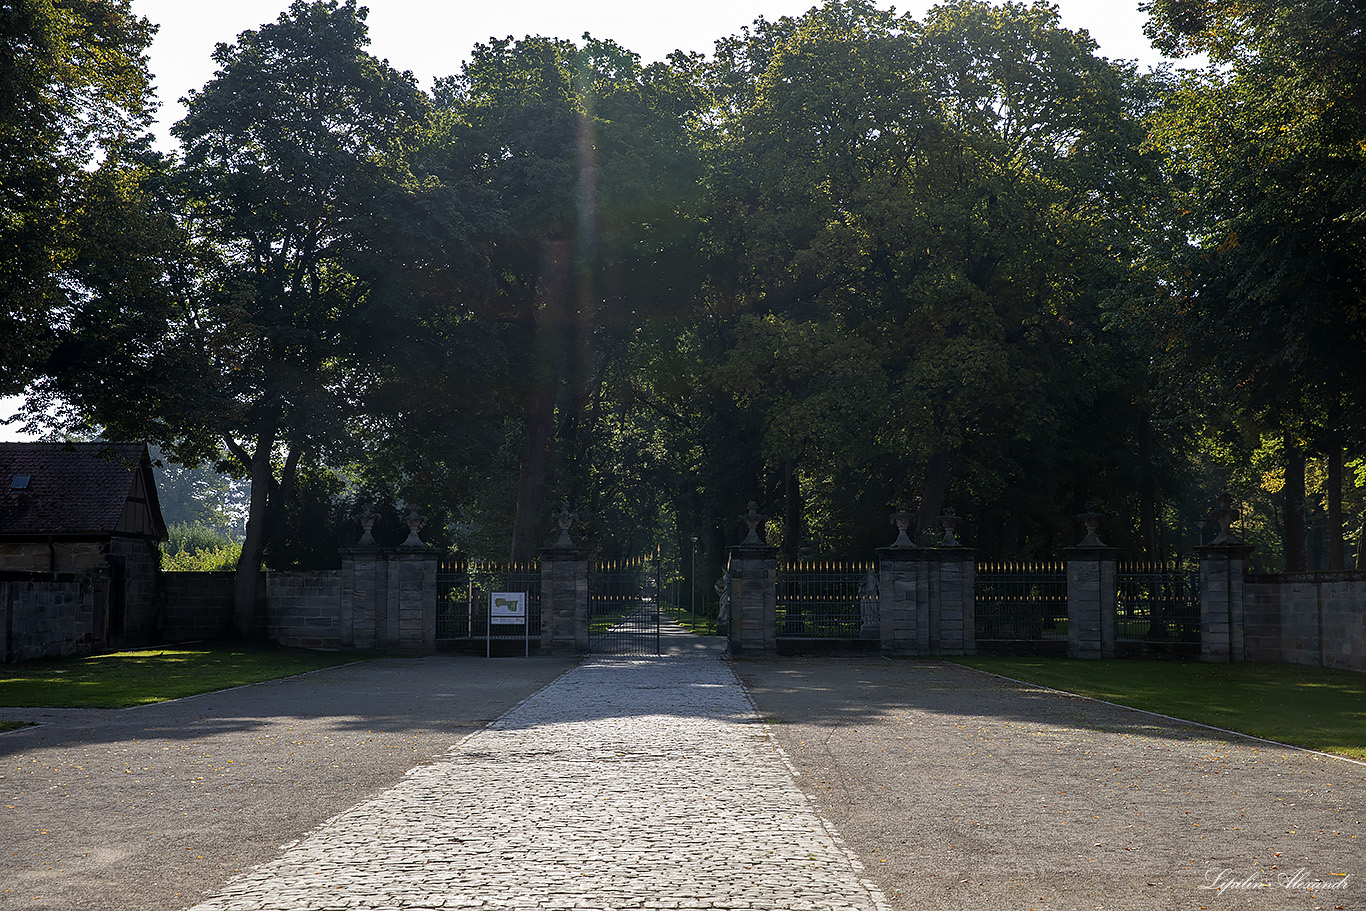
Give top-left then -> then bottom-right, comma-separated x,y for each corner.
354,508 -> 380,547
1075,501 -> 1106,547
401,508 -> 426,547
740,501 -> 768,545
888,504 -> 914,548
939,507 -> 962,547
552,501 -> 578,548
1210,493 -> 1240,545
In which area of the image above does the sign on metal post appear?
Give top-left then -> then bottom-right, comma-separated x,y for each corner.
489,591 -> 530,656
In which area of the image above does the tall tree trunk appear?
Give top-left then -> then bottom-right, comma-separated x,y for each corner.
228,435 -> 302,639
915,450 -> 951,545
1327,442 -> 1346,570
510,239 -> 570,563
1283,434 -> 1308,572
1137,417 -> 1159,559
782,458 -> 801,560
231,432 -> 274,638
511,388 -> 556,562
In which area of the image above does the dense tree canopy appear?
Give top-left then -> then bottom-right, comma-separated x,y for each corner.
13,0 -> 1366,622
1144,0 -> 1366,568
0,0 -> 155,393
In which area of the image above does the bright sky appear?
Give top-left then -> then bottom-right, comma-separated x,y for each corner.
1,0 -> 1183,440
131,0 -> 1182,145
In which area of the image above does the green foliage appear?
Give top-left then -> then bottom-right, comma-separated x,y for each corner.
161,541 -> 241,573
160,522 -> 242,572
0,0 -> 155,394
688,0 -> 1165,557
17,0 -> 1366,573
151,446 -> 246,536
1141,0 -> 1366,567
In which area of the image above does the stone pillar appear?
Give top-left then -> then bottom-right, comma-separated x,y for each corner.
340,545 -> 383,651
877,548 -> 976,655
388,546 -> 437,654
726,544 -> 777,655
878,548 -> 926,654
1065,548 -> 1119,659
935,548 -> 976,655
540,546 -> 589,655
1197,545 -> 1253,662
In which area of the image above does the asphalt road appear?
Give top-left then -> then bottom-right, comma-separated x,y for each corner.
733,656 -> 1363,911
0,655 -> 577,911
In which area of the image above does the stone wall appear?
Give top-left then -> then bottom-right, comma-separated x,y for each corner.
0,537 -> 162,650
107,535 -> 162,645
160,572 -> 237,643
1244,572 -> 1366,672
0,540 -> 107,573
158,570 -> 349,650
0,572 -> 101,661
266,571 -> 344,649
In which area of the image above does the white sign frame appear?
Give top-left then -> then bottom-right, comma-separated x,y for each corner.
488,591 -> 531,657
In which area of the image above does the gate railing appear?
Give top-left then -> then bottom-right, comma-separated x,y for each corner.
1116,561 -> 1200,644
973,561 -> 1068,643
588,555 -> 658,654
436,558 -> 541,647
775,560 -> 878,639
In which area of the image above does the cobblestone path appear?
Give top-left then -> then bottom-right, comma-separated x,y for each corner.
191,655 -> 887,911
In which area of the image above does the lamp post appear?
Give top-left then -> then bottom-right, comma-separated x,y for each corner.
690,534 -> 699,632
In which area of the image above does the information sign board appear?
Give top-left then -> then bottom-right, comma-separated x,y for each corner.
490,591 -> 526,623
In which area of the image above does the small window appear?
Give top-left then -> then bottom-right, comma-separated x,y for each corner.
10,475 -> 30,490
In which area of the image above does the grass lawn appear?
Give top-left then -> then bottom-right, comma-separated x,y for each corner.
662,603 -> 718,636
0,645 -> 359,709
951,656 -> 1366,761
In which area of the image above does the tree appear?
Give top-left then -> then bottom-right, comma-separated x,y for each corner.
0,0 -> 154,394
697,0 -> 1160,555
432,35 -> 706,560
1143,0 -> 1366,569
41,1 -> 462,633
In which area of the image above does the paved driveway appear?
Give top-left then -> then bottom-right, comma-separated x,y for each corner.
734,656 -> 1363,911
3,647 -> 1360,911
0,655 -> 576,911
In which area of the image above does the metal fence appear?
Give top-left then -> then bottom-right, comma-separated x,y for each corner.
974,561 -> 1069,645
436,558 -> 541,652
775,561 -> 879,640
589,555 -> 659,655
1116,561 -> 1200,644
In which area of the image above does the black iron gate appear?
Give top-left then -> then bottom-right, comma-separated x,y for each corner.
588,554 -> 660,655
437,559 -> 542,654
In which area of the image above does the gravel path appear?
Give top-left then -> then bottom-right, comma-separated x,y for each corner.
735,656 -> 1364,911
0,655 -> 576,911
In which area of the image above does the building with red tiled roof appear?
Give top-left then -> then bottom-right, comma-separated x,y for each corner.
0,442 -> 168,654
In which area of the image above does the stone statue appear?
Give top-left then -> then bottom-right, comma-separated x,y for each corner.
354,509 -> 380,547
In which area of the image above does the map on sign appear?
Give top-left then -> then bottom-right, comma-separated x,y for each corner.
490,592 -> 526,624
